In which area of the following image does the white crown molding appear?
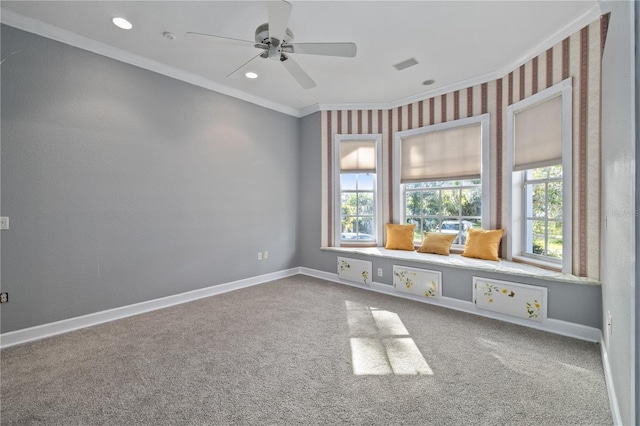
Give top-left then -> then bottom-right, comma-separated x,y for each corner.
298,104 -> 323,117
1,3 -> 602,119
305,2 -> 603,116
312,70 -> 497,115
0,8 -> 302,118
501,2 -> 603,76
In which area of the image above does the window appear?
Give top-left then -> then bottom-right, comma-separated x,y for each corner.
393,115 -> 490,246
507,79 -> 572,272
523,165 -> 563,259
334,134 -> 382,245
405,180 -> 482,244
340,173 -> 375,242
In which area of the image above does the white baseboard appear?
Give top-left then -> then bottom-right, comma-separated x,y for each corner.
600,336 -> 623,425
299,267 -> 602,343
0,268 -> 300,348
1,266 -> 602,347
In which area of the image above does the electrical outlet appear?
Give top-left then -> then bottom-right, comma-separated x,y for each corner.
257,252 -> 262,261
0,217 -> 8,231
0,293 -> 8,303
264,251 -> 269,260
377,268 -> 383,277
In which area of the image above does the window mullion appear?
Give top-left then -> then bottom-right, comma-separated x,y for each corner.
544,181 -> 549,257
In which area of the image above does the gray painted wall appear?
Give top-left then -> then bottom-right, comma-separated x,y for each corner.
299,112 -> 339,273
1,25 -> 300,332
636,3 -> 639,423
600,2 -> 636,424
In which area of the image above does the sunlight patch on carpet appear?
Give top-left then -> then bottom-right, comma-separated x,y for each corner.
346,300 -> 433,376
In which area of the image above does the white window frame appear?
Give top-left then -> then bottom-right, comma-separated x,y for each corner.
392,114 -> 491,237
506,78 -> 572,273
403,180 -> 483,245
522,167 -> 564,260
334,134 -> 383,246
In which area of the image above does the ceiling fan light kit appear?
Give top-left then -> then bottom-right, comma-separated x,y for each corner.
185,0 -> 356,89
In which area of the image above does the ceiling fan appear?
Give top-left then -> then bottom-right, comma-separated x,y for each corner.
185,0 -> 357,89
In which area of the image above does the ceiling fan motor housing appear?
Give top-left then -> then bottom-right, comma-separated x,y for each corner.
255,23 -> 294,61
254,23 -> 294,45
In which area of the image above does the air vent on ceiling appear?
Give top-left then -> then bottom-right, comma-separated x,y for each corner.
393,57 -> 419,71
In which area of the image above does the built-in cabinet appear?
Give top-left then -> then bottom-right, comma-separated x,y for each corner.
337,257 -> 549,323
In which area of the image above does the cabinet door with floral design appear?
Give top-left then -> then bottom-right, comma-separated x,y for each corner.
473,277 -> 547,322
393,266 -> 442,299
337,257 -> 372,285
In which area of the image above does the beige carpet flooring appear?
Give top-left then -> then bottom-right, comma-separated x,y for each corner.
1,275 -> 612,425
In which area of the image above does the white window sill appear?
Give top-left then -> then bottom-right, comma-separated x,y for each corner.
511,255 -> 562,273
321,246 -> 600,286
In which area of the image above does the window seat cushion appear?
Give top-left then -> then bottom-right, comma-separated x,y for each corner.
321,246 -> 599,286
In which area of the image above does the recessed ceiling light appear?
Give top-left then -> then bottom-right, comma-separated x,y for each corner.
422,79 -> 436,86
245,72 -> 258,79
112,17 -> 133,30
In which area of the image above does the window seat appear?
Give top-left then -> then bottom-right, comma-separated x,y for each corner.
321,246 -> 599,286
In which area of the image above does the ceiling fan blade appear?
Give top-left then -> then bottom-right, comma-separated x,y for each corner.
284,42 -> 357,57
186,32 -> 256,48
281,56 -> 316,89
226,52 -> 264,78
267,0 -> 292,44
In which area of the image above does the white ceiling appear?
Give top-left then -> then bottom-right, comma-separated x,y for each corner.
1,1 -> 601,117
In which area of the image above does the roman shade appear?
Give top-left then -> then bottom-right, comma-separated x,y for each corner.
400,123 -> 481,183
340,139 -> 376,173
513,94 -> 562,171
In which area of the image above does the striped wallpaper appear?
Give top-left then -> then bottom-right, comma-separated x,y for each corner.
321,15 -> 609,279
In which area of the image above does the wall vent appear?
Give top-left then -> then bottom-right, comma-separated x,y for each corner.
393,57 -> 419,71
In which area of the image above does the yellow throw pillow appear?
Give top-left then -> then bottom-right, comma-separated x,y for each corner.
385,224 -> 416,251
417,232 -> 457,256
461,228 -> 505,261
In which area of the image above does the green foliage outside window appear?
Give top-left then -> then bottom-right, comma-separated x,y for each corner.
525,165 -> 563,260
341,192 -> 374,235
341,173 -> 375,241
405,180 -> 482,243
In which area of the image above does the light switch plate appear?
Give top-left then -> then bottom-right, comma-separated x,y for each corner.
0,217 -> 8,230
